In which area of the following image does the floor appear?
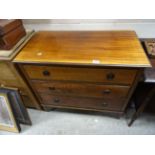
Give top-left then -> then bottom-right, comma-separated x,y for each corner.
0,108 -> 155,135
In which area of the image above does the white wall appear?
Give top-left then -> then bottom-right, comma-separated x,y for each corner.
23,19 -> 155,38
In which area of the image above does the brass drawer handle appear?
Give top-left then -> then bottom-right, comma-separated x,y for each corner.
107,72 -> 115,80
101,102 -> 108,107
54,98 -> 60,103
103,89 -> 111,94
43,70 -> 50,76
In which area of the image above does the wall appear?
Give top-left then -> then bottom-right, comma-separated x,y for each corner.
23,19 -> 155,38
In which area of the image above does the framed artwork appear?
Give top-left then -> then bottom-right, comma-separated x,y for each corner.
144,40 -> 155,58
0,87 -> 32,125
0,92 -> 20,133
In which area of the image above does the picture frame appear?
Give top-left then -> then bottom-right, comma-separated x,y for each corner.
144,40 -> 155,58
0,86 -> 32,125
0,92 -> 20,133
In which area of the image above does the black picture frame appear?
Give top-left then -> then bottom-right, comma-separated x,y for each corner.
0,87 -> 32,125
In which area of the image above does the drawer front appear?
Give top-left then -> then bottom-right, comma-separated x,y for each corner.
32,80 -> 130,99
23,65 -> 137,84
40,94 -> 125,111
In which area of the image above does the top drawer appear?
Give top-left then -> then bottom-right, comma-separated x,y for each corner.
23,65 -> 137,85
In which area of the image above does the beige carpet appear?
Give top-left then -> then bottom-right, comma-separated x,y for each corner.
0,108 -> 155,135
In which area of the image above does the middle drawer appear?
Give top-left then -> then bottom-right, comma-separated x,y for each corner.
31,80 -> 130,99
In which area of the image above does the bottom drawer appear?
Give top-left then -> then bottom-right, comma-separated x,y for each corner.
40,94 -> 125,111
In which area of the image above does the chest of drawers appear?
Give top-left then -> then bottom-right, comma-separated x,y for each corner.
13,31 -> 151,116
0,31 -> 40,109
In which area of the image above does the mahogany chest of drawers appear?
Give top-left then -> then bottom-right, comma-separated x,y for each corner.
13,31 -> 151,116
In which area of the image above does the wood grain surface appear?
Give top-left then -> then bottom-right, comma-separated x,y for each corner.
14,31 -> 151,67
22,65 -> 137,84
40,94 -> 125,111
32,80 -> 130,99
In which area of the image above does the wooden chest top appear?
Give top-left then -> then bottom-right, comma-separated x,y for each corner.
14,31 -> 151,67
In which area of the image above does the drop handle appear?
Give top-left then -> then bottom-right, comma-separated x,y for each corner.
107,72 -> 115,80
43,70 -> 50,76
101,102 -> 108,107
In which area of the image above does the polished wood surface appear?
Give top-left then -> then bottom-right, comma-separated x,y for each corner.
40,94 -> 125,111
32,80 -> 130,99
14,31 -> 151,67
23,65 -> 137,84
0,61 -> 40,109
19,62 -> 138,114
0,31 -> 41,109
14,31 -> 148,115
0,62 -> 21,88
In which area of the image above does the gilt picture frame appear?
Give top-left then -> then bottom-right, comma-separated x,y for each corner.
0,92 -> 20,133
